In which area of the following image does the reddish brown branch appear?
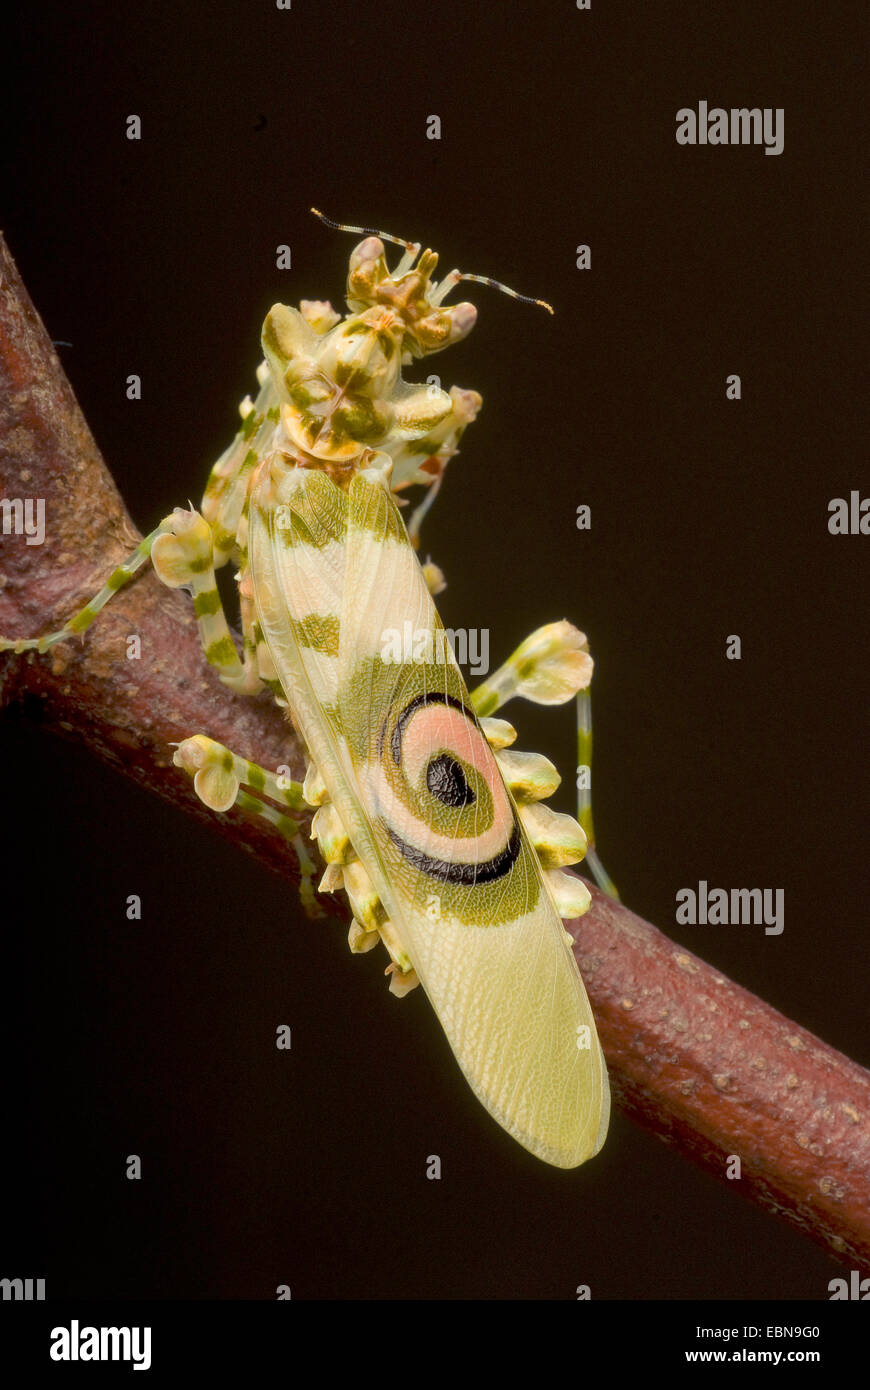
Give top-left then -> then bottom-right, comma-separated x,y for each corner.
0,234 -> 302,876
1,233 -> 868,1267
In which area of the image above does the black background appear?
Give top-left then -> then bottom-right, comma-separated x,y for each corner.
1,0 -> 867,1300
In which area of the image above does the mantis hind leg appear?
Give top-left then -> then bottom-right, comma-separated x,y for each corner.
0,525 -> 168,653
575,688 -> 620,901
172,734 -> 323,919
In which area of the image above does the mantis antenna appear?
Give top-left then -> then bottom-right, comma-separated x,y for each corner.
310,207 -> 419,254
433,267 -> 554,315
311,207 -> 554,314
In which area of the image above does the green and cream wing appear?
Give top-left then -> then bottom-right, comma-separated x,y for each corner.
250,457 -> 609,1168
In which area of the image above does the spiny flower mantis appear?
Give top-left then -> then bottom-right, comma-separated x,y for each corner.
1,210 -> 616,1168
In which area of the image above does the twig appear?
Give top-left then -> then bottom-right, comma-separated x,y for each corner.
1,233 -> 868,1267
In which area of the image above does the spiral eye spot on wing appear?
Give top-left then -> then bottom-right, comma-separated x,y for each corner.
426,753 -> 475,808
371,688 -> 521,886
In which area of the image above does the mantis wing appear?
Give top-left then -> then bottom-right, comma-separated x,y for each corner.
250,457 -> 609,1167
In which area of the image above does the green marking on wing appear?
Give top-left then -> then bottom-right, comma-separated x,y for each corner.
271,472 -> 350,549
348,472 -> 405,542
291,613 -> 341,657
